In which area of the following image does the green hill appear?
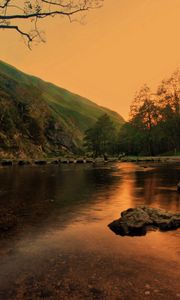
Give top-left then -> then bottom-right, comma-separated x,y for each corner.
0,60 -> 124,158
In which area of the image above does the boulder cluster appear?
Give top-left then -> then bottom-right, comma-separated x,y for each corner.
108,206 -> 180,236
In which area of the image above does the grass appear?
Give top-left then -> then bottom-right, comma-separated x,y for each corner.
0,60 -> 125,158
160,151 -> 180,156
0,60 -> 124,135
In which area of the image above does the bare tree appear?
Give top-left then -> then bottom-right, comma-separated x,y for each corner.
0,0 -> 103,48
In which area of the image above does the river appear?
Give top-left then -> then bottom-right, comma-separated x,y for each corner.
0,162 -> 179,300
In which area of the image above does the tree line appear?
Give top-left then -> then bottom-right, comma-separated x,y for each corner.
119,70 -> 180,156
84,70 -> 180,157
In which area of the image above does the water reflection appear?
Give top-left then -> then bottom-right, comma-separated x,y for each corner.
133,164 -> 180,210
0,164 -> 122,235
0,162 -> 179,300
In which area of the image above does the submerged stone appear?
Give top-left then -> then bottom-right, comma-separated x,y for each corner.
1,160 -> 13,166
0,209 -> 17,233
177,182 -> 180,193
18,160 -> 30,166
108,206 -> 180,236
34,160 -> 47,165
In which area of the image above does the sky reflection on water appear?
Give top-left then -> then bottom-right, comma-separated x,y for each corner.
0,162 -> 179,299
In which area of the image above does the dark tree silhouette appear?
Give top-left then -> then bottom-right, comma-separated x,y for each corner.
0,0 -> 103,47
118,71 -> 180,156
84,114 -> 116,157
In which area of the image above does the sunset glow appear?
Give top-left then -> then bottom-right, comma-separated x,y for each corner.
1,0 -> 180,119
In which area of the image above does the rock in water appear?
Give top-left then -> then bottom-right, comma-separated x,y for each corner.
177,182 -> 180,193
108,206 -> 180,236
0,209 -> 17,234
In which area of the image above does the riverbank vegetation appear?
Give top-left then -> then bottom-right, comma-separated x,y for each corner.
0,61 -> 179,160
84,71 -> 180,157
118,71 -> 180,156
84,114 -> 118,157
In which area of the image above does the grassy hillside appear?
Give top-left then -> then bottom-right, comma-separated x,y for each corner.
0,60 -> 124,158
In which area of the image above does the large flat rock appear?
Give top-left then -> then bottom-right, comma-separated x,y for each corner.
108,206 -> 180,236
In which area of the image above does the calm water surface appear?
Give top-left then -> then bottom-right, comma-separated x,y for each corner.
0,162 -> 179,300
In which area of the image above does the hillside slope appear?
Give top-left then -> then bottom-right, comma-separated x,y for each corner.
0,61 -> 124,158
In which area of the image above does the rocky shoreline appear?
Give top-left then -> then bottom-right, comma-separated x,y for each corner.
0,156 -> 180,167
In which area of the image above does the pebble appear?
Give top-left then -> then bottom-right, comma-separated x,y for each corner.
57,281 -> 62,287
88,284 -> 93,289
145,291 -> 150,296
145,284 -> 151,289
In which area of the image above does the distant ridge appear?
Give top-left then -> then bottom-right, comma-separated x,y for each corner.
0,60 -> 124,158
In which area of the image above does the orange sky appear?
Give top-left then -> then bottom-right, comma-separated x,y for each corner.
1,0 -> 180,119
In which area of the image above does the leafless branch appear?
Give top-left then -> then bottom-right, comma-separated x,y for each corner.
0,0 -> 104,47
0,24 -> 33,48
0,0 -> 11,9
